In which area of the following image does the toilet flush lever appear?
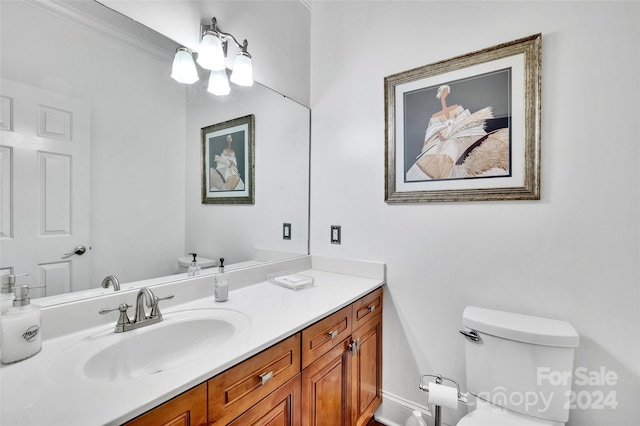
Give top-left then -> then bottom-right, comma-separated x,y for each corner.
459,329 -> 481,342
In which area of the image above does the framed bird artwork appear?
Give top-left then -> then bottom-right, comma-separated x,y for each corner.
384,34 -> 541,203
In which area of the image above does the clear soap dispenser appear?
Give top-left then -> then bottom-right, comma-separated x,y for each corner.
1,284 -> 42,364
214,258 -> 228,302
187,252 -> 201,277
404,410 -> 427,426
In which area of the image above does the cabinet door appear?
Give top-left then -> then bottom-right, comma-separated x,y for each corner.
228,375 -> 301,426
125,383 -> 207,426
350,313 -> 382,426
301,338 -> 351,426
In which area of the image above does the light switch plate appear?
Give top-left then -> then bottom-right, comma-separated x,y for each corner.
330,225 -> 341,244
283,223 -> 292,240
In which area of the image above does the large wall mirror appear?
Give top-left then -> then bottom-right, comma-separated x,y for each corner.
0,0 -> 310,303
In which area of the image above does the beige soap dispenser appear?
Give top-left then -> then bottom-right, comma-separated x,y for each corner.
0,284 -> 42,364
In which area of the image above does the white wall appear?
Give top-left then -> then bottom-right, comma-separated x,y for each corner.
309,1 -> 639,425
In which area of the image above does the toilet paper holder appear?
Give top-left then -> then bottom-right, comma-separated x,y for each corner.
419,374 -> 468,426
419,373 -> 468,405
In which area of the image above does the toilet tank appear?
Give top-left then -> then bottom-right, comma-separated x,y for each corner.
461,306 -> 579,423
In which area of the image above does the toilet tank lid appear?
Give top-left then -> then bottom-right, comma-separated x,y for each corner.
463,306 -> 579,348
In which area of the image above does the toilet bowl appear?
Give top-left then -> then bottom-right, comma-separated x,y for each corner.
458,306 -> 579,426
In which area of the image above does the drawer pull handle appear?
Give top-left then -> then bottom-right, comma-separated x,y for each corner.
259,371 -> 274,385
368,304 -> 376,312
328,330 -> 338,339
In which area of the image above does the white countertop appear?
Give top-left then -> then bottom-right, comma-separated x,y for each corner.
0,258 -> 384,426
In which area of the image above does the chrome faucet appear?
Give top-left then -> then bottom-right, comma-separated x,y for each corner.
101,275 -> 120,291
99,287 -> 174,333
135,287 -> 156,323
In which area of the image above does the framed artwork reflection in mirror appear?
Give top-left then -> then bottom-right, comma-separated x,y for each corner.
202,114 -> 255,204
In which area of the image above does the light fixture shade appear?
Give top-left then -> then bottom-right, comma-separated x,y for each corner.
230,52 -> 253,86
170,48 -> 198,84
197,33 -> 226,71
207,69 -> 230,96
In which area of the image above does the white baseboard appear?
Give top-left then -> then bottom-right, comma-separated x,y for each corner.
374,391 -> 434,426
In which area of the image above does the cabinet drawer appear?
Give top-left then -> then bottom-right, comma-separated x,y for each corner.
301,305 -> 351,369
352,287 -> 383,331
125,383 -> 207,426
228,375 -> 301,426
208,333 -> 301,425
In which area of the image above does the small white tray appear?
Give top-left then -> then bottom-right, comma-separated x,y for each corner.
268,272 -> 315,291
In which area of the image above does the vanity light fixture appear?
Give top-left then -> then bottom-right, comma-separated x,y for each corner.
170,17 -> 253,95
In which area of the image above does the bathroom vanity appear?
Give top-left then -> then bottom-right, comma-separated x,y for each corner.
126,287 -> 382,426
0,256 -> 384,425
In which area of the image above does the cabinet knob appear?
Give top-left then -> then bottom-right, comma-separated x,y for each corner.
348,338 -> 360,355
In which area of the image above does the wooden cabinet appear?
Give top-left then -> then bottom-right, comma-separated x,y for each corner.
125,287 -> 383,426
301,287 -> 383,426
125,383 -> 207,426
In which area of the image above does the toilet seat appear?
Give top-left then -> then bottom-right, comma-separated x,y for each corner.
458,400 -> 558,426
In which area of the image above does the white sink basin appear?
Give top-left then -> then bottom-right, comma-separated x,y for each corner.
46,308 -> 250,383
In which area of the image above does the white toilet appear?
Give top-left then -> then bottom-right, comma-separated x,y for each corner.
458,306 -> 579,426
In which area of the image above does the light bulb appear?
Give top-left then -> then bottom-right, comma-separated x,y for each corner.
170,48 -> 198,84
197,32 -> 226,71
230,52 -> 253,87
207,69 -> 230,96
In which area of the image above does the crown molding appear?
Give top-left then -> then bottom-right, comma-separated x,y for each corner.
21,0 -> 176,63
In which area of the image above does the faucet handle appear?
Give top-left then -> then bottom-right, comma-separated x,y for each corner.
150,294 -> 174,317
99,303 -> 132,331
99,302 -> 131,315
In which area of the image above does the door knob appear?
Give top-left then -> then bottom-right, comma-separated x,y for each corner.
62,245 -> 87,258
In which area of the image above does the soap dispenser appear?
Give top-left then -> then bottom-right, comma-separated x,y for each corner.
213,258 -> 228,302
404,410 -> 427,426
1,273 -> 29,313
187,253 -> 201,277
1,284 -> 42,364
